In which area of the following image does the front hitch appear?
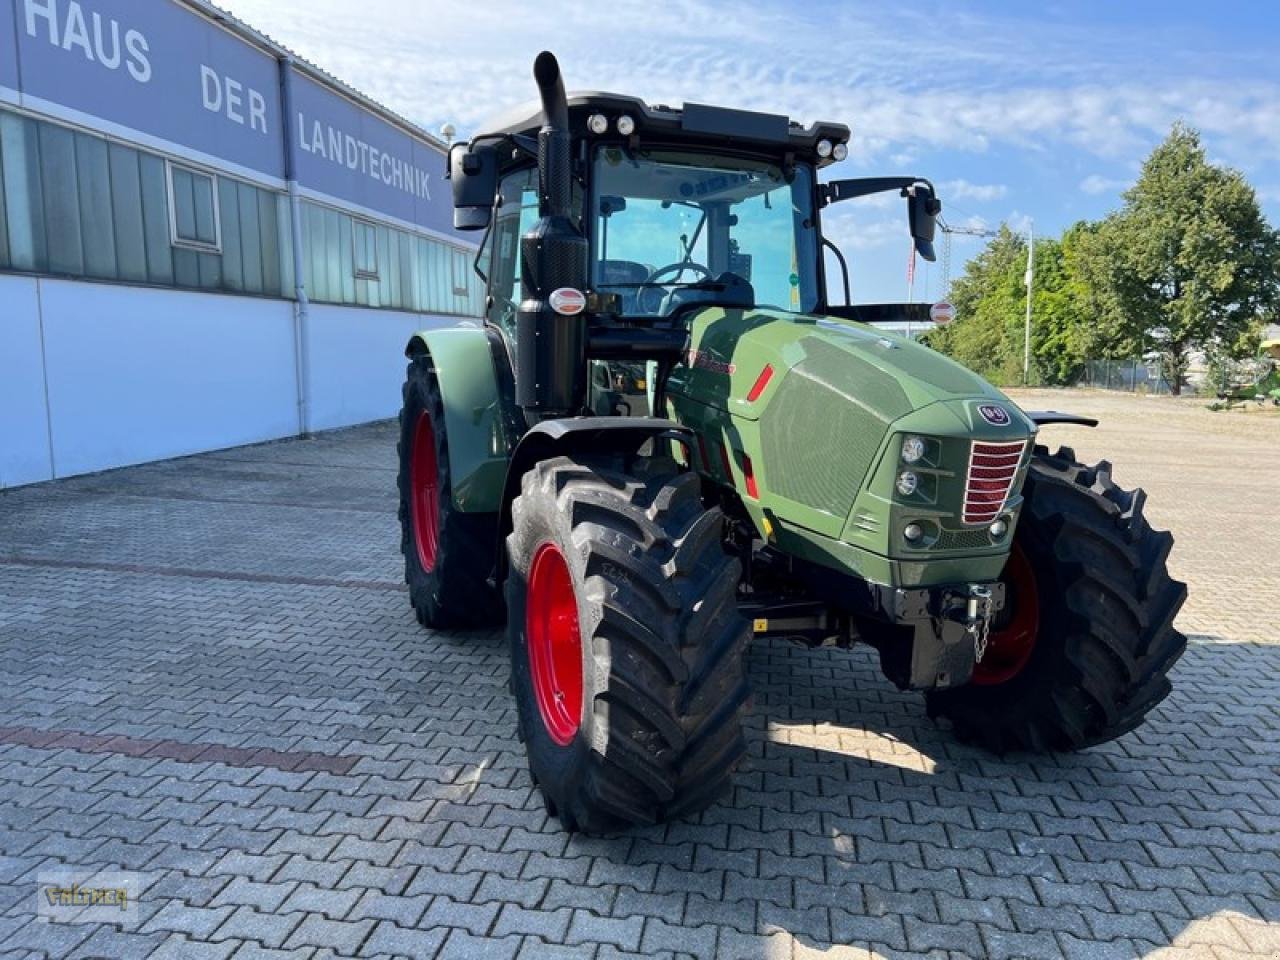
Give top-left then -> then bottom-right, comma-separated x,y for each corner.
870,581 -> 1006,690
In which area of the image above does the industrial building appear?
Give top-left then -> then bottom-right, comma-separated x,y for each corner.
0,0 -> 481,487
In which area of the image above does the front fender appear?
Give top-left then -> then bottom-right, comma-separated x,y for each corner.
495,416 -> 692,584
405,326 -> 511,512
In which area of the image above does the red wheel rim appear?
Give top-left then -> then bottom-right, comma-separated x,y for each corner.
972,540 -> 1040,685
525,543 -> 583,746
410,411 -> 440,573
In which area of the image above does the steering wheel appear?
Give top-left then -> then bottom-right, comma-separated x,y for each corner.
638,260 -> 713,313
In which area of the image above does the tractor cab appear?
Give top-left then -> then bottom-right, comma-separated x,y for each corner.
450,82 -> 942,395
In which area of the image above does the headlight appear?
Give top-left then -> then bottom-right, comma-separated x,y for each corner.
832,142 -> 848,161
901,435 -> 927,464
587,113 -> 608,135
816,139 -> 833,158
903,522 -> 924,542
616,115 -> 636,136
896,471 -> 919,497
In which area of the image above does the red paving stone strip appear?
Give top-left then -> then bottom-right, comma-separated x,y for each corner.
0,555 -> 407,592
0,725 -> 359,774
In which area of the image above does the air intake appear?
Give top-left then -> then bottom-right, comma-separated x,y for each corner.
963,440 -> 1026,525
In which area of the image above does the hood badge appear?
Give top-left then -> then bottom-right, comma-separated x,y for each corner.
977,403 -> 1011,426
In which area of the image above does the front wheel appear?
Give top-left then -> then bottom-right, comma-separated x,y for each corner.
506,453 -> 750,833
926,445 -> 1187,752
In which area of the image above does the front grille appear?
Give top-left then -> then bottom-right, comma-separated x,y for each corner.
963,440 -> 1026,525
936,527 -> 997,551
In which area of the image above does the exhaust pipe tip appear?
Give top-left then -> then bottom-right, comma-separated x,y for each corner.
533,50 -> 560,89
532,50 -> 568,131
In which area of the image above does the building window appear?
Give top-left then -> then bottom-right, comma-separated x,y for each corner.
166,160 -> 221,252
352,218 -> 379,279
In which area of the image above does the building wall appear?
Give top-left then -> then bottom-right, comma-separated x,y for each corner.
306,304 -> 457,432
39,279 -> 299,478
0,274 -> 52,488
0,277 -> 463,486
0,0 -> 485,488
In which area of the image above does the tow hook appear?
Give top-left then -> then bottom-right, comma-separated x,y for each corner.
966,584 -> 995,663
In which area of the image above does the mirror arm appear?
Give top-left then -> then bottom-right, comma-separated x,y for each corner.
819,176 -> 935,206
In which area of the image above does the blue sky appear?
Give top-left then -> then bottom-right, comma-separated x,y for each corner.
221,0 -> 1280,305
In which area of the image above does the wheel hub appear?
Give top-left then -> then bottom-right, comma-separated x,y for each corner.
972,541 -> 1040,685
410,411 -> 440,573
525,543 -> 584,745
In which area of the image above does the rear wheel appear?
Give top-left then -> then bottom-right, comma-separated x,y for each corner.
397,356 -> 500,629
926,445 -> 1187,752
506,453 -> 750,833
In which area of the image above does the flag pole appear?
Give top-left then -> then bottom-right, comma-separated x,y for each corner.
1022,222 -> 1034,384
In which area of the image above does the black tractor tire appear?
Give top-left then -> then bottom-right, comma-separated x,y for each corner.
397,356 -> 501,629
926,445 -> 1187,752
506,453 -> 750,833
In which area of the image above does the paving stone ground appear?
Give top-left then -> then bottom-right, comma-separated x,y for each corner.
1,388 -> 1277,959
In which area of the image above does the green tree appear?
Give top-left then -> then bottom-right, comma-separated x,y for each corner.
926,226 -> 1028,384
927,226 -> 1092,386
1080,123 -> 1280,394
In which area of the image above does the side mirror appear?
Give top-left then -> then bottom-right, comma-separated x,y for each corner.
448,143 -> 498,231
907,184 -> 941,262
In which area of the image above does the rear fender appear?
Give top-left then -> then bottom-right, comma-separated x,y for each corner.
405,326 -> 513,512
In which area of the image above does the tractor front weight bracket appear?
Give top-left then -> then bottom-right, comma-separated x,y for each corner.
868,581 -> 1007,692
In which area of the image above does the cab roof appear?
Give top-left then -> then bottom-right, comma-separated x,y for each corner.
475,91 -> 851,168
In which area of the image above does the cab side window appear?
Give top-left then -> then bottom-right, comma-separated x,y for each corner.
485,167 -> 582,344
485,168 -> 539,341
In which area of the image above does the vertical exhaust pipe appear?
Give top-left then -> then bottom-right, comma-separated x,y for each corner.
532,51 -> 570,219
516,51 -> 589,415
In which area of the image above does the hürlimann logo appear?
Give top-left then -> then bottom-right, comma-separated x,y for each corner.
977,403 -> 1011,426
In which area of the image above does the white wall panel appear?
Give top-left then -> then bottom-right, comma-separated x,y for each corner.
305,304 -> 462,431
0,274 -> 53,487
39,280 -> 299,477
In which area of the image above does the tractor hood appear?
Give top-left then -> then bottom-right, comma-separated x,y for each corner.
668,306 -> 1024,424
666,307 -> 1037,584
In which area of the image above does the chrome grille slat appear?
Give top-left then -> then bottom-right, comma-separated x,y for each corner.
962,439 -> 1025,525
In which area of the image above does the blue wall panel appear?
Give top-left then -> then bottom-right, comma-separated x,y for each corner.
0,0 -> 18,92
9,0 -> 285,178
291,70 -> 452,236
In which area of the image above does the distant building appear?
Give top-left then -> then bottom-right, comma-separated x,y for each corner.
1,0 -> 481,487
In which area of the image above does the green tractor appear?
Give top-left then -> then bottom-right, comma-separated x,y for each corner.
397,53 -> 1186,832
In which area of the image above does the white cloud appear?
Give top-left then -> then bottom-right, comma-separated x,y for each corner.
1006,211 -> 1035,236
1080,174 -> 1129,195
214,0 -> 1280,171
943,180 -> 1008,202
820,206 -> 908,252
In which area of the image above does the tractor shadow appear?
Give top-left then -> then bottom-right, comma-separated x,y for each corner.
565,633 -> 1280,958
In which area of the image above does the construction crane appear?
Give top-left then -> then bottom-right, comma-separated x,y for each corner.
938,216 -> 999,293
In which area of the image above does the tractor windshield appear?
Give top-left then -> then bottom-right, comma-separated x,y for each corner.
591,148 -> 819,318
